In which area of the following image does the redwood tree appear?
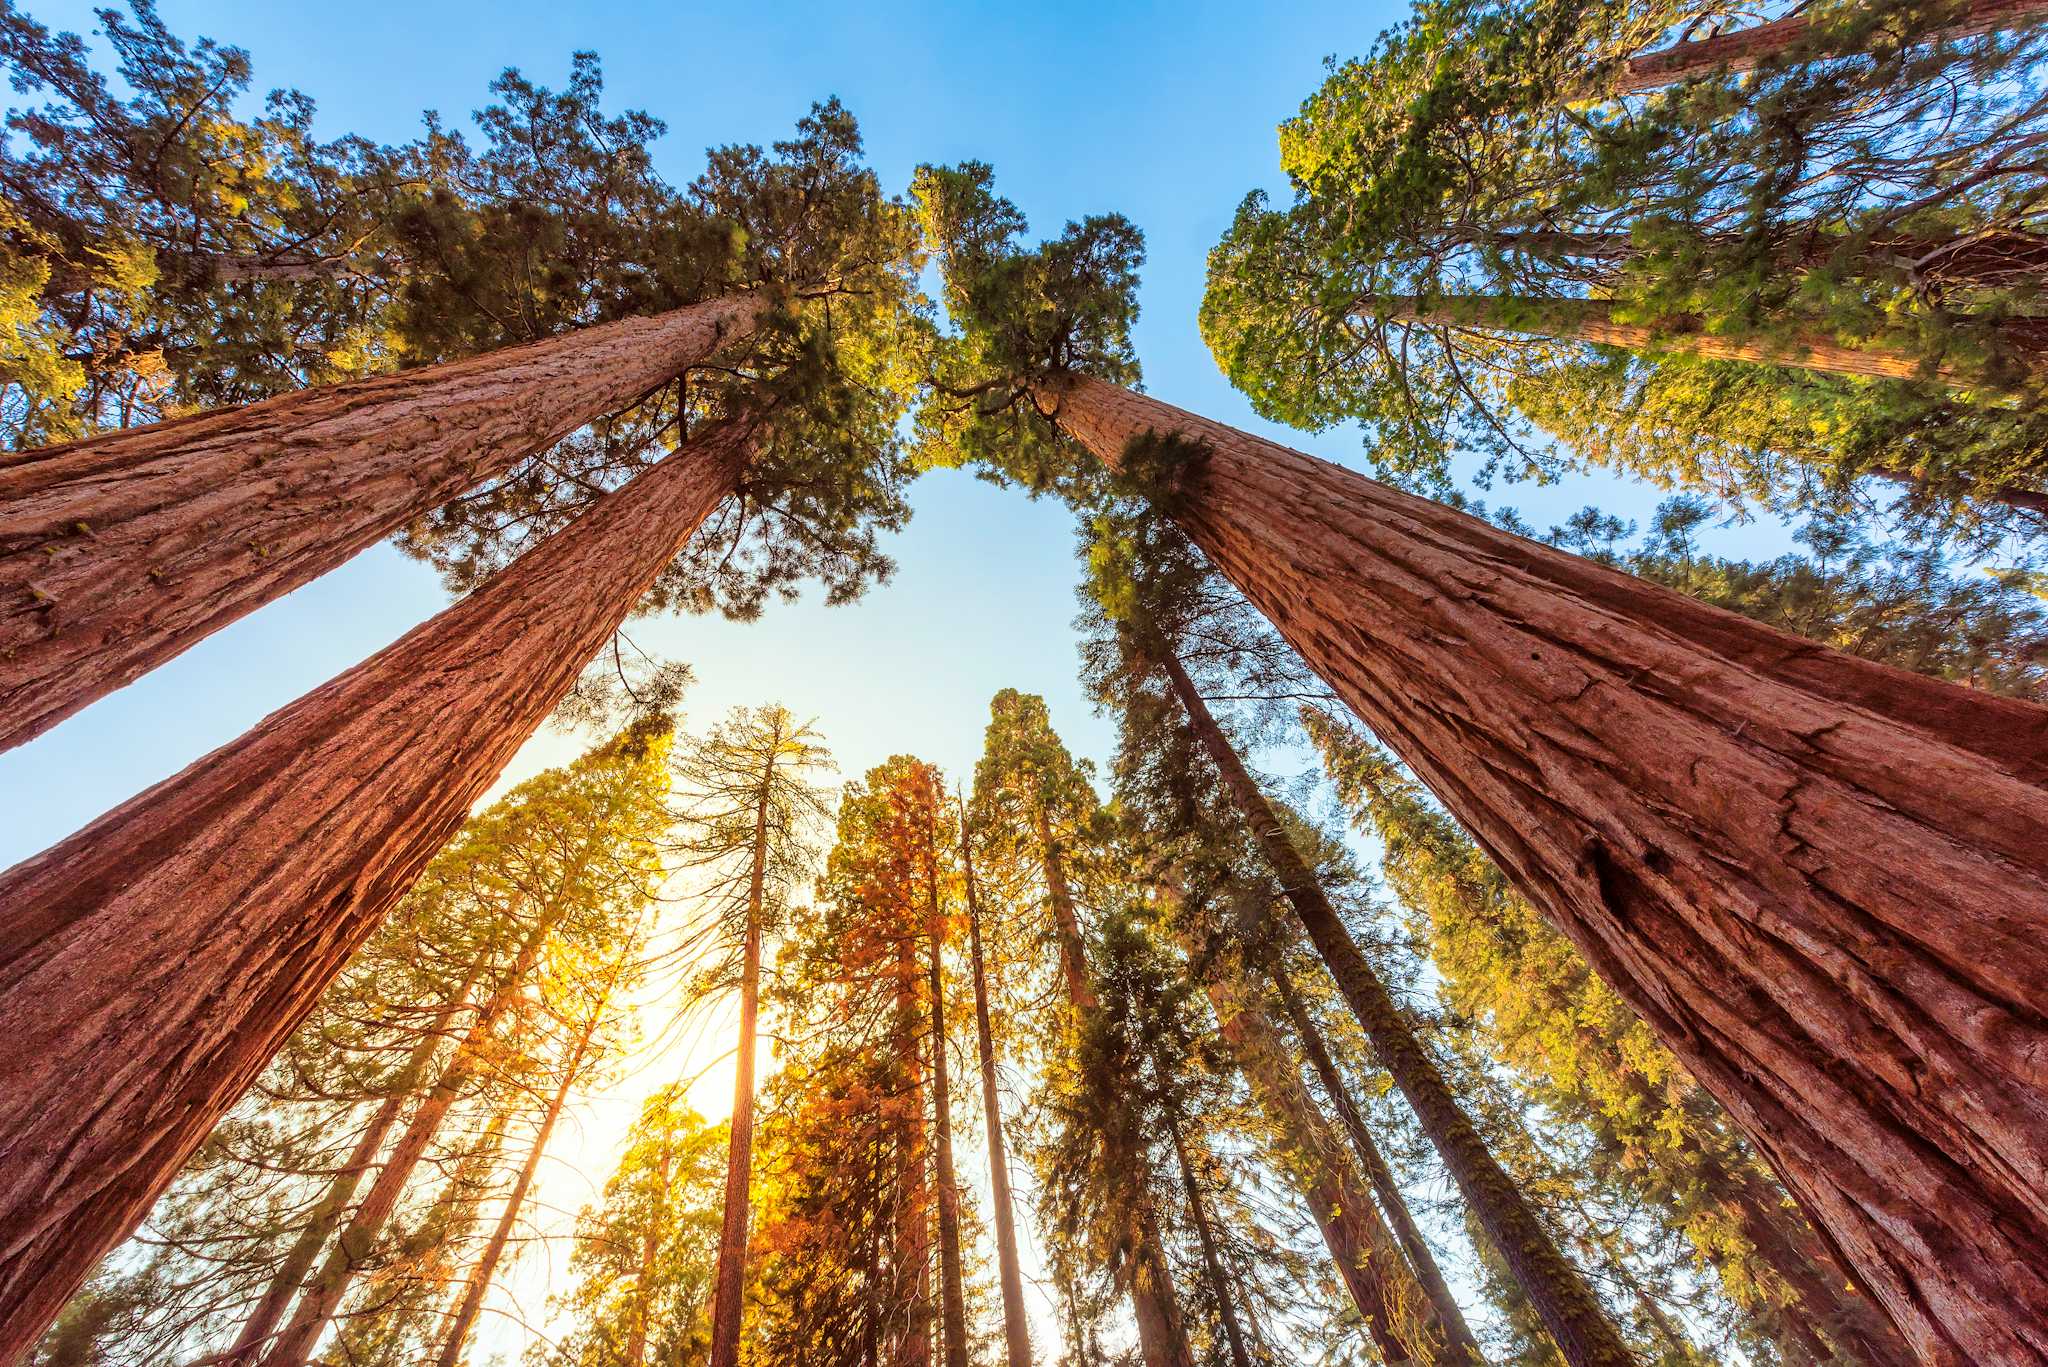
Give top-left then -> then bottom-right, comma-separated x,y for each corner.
0,416 -> 752,1363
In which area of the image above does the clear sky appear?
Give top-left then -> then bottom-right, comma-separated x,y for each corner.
0,0 -> 1802,1359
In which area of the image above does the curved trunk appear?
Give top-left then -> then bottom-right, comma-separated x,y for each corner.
1039,371 -> 2048,1365
0,418 -> 753,1364
1614,0 -> 2048,91
0,291 -> 763,752
1267,965 -> 1485,1365
1160,648 -> 1632,1366
960,804 -> 1034,1367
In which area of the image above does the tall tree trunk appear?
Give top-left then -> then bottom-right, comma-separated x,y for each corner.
220,951 -> 489,1366
1160,1105 -> 1255,1367
0,292 -> 763,753
894,930 -> 933,1367
1613,0 -> 2048,91
1126,1202 -> 1197,1367
708,747 -> 778,1367
0,417 -> 754,1364
432,1011 -> 599,1367
1036,371 -> 2048,1365
1191,944 -> 1450,1367
255,906 -> 567,1367
625,1132 -> 674,1367
959,803 -> 1033,1367
1034,800 -> 1097,1012
1267,963 -> 1485,1366
926,829 -> 971,1367
1159,649 -> 1633,1367
1376,292 -> 2046,385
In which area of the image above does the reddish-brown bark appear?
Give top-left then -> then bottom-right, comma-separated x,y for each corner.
708,762 -> 776,1367
926,833 -> 971,1367
1159,648 -> 1633,1366
961,805 -> 1035,1367
1036,802 -> 1098,1013
1615,0 -> 2048,91
1038,372 -> 2048,1365
1268,965 -> 1485,1366
1127,1202 -> 1197,1367
0,418 -> 753,1365
1199,957 -> 1451,1367
0,291 -> 764,753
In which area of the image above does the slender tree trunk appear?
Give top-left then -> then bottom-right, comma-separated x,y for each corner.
959,803 -> 1033,1367
1159,649 -> 1633,1367
0,292 -> 763,753
1037,371 -> 2048,1365
624,1136 -> 673,1367
1377,292 -> 2046,385
708,747 -> 778,1367
433,1013 -> 599,1367
926,829 -> 971,1367
1614,0 -> 2048,91
895,930 -> 933,1367
1268,964 -> 1486,1366
1034,801 -> 1097,1012
1488,227 -> 2048,291
256,907 -> 565,1367
0,417 -> 755,1364
1191,945 -> 1448,1367
1126,1201 -> 1197,1367
221,953 -> 488,1365
1161,1106 -> 1255,1367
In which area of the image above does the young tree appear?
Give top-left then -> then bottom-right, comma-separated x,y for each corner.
666,705 -> 834,1367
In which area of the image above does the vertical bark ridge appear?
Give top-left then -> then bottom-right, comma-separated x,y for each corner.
1038,371 -> 2048,1365
0,418 -> 755,1363
0,291 -> 765,752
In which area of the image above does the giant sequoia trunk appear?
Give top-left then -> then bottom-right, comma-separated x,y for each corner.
708,768 -> 776,1367
1159,650 -> 1633,1367
0,291 -> 764,752
1377,293 -> 2047,386
1036,372 -> 2048,1365
0,418 -> 754,1364
256,910 -> 568,1367
1267,965 -> 1484,1366
961,807 -> 1034,1367
433,1009 -> 600,1367
1613,0 -> 2048,91
927,859 -> 972,1367
1195,950 -> 1454,1367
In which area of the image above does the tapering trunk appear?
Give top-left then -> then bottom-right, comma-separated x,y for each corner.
1159,647 -> 1630,1365
1268,965 -> 1485,1366
708,756 -> 778,1367
1614,0 -> 2048,91
1161,1107 -> 1255,1367
1194,952 -> 1449,1367
0,418 -> 753,1364
256,907 -> 565,1367
222,952 -> 488,1366
1034,802 -> 1097,1013
1377,292 -> 2046,385
0,291 -> 763,752
960,805 -> 1033,1367
894,931 -> 932,1367
1039,371 -> 2048,1365
1127,1202 -> 1197,1367
927,847 -> 971,1367
433,1014 -> 597,1367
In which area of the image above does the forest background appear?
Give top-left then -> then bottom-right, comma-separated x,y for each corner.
0,0 -> 1820,1360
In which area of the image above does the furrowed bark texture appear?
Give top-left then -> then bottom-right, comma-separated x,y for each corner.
961,808 -> 1034,1367
708,767 -> 775,1367
0,419 -> 753,1365
1379,294 -> 2045,386
0,291 -> 764,752
1268,965 -> 1484,1366
1160,649 -> 1633,1367
1199,961 -> 1446,1367
1615,0 -> 2048,90
1039,372 -> 2048,1365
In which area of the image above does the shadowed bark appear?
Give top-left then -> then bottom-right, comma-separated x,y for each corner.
0,418 -> 755,1364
